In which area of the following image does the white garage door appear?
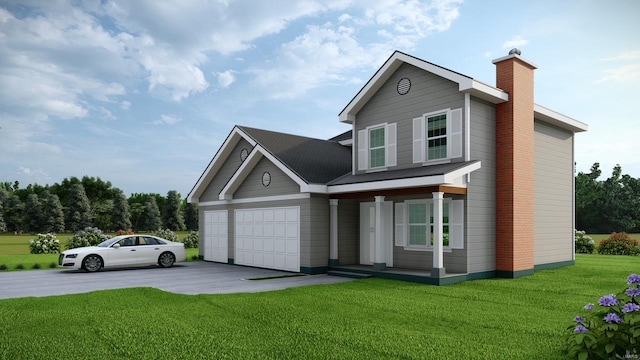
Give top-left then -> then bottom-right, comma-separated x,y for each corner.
235,207 -> 300,272
204,210 -> 228,262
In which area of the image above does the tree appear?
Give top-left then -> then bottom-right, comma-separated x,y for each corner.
111,189 -> 132,231
23,193 -> 42,233
67,183 -> 92,231
183,200 -> 198,231
0,198 -> 7,234
4,195 -> 23,233
163,190 -> 184,231
575,163 -> 604,233
140,196 -> 161,231
40,190 -> 65,233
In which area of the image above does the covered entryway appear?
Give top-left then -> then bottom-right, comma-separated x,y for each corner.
359,201 -> 393,267
234,207 -> 300,272
203,210 -> 228,262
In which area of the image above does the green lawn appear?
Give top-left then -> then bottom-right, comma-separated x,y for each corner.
0,232 -> 197,270
0,254 -> 638,359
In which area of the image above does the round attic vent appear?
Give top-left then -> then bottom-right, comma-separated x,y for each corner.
397,77 -> 411,95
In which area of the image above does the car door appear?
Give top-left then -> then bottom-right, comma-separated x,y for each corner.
135,236 -> 162,265
108,236 -> 139,267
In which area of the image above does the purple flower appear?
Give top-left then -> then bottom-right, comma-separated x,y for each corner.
622,303 -> 640,313
627,274 -> 640,285
573,325 -> 589,333
626,288 -> 640,298
574,316 -> 585,323
584,303 -> 594,310
603,313 -> 623,324
598,294 -> 619,307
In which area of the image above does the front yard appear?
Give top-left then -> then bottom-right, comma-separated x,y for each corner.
0,254 -> 637,359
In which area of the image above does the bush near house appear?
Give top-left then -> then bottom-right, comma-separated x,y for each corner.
597,232 -> 640,256
28,233 -> 60,254
575,230 -> 595,254
152,228 -> 178,242
66,227 -> 110,249
565,273 -> 640,359
181,231 -> 198,249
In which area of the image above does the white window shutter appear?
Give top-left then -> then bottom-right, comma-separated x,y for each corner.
412,117 -> 424,163
357,129 -> 367,171
450,200 -> 464,249
386,123 -> 397,167
394,203 -> 405,246
449,108 -> 463,159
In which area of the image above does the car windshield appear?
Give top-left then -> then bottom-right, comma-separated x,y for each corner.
97,237 -> 122,247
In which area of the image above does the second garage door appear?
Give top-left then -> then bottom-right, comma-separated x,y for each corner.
234,207 -> 300,272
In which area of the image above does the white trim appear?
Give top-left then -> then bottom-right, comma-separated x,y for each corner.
464,93 -> 471,162
327,175 -> 447,194
492,53 -> 538,69
339,51 -> 508,123
338,139 -> 353,146
443,161 -> 482,183
198,193 -> 311,207
188,127 -> 257,203
534,104 -> 588,133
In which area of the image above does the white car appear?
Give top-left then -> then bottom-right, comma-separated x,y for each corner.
59,235 -> 187,272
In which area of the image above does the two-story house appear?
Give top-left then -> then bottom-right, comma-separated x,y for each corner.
187,50 -> 588,285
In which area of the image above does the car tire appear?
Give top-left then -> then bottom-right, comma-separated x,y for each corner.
158,252 -> 175,268
83,254 -> 103,272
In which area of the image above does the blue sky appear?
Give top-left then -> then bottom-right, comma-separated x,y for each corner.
0,0 -> 638,197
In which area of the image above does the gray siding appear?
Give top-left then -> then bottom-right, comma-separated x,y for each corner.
307,195 -> 330,268
355,63 -> 466,174
534,120 -> 574,265
466,98 -> 497,274
200,138 -> 253,202
234,157 -> 300,199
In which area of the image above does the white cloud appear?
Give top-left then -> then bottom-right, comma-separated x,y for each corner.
120,101 -> 131,110
596,50 -> 640,83
217,70 -> 237,88
502,35 -> 528,49
153,114 -> 182,126
602,50 -> 640,61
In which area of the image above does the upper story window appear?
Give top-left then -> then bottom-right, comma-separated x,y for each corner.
413,108 -> 462,164
357,123 -> 396,171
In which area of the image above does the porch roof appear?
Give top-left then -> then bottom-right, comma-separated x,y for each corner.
326,160 -> 481,194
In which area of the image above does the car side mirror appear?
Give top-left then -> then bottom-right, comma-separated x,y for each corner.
113,243 -> 120,249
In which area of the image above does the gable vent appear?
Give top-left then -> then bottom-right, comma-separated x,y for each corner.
397,77 -> 411,95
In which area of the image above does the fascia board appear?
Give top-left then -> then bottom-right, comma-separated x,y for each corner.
187,127 -> 257,203
443,161 -> 482,184
534,104 -> 588,132
460,80 -> 509,104
218,149 -> 263,200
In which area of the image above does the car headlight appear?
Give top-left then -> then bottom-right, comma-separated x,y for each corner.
65,254 -> 78,258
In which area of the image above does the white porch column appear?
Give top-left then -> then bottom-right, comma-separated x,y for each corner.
329,199 -> 339,266
373,196 -> 386,270
432,191 -> 446,277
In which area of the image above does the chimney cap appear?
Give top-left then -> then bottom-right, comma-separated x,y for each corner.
492,49 -> 538,69
508,48 -> 521,56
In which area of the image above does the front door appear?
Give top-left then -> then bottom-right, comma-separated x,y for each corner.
359,201 -> 393,267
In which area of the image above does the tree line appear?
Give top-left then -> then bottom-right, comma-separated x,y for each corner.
576,163 -> 640,234
0,176 -> 197,234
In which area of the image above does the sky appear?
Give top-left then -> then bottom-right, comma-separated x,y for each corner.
0,0 -> 639,198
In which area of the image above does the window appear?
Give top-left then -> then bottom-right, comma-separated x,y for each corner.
369,127 -> 385,168
413,108 -> 462,163
357,123 -> 397,171
427,113 -> 447,160
395,199 -> 464,250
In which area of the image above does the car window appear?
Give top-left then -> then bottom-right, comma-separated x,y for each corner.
118,237 -> 135,247
140,236 -> 158,245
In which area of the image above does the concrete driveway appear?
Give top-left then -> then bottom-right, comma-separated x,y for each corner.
0,261 -> 354,300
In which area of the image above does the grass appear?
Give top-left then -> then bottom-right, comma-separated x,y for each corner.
0,254 -> 638,359
0,232 -> 198,271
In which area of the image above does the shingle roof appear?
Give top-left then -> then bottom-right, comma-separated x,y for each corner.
328,160 -> 480,186
328,130 -> 352,142
238,126 -> 352,184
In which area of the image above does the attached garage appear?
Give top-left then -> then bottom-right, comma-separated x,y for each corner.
203,210 -> 228,263
234,206 -> 300,272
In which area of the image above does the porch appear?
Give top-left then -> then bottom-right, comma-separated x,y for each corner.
327,264 -> 472,286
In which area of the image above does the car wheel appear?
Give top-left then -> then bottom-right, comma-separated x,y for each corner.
158,252 -> 175,268
83,254 -> 102,272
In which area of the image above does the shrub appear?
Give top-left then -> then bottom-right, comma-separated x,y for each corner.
32,263 -> 41,269
29,233 -> 61,254
565,273 -> 640,359
49,262 -> 57,269
575,230 -> 595,254
0,264 -> 7,271
67,227 -> 110,249
191,255 -> 199,261
115,229 -> 134,236
597,232 -> 640,256
182,231 -> 199,249
153,228 -> 178,242
15,264 -> 24,270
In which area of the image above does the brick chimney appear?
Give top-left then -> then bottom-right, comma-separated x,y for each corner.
492,49 -> 537,278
